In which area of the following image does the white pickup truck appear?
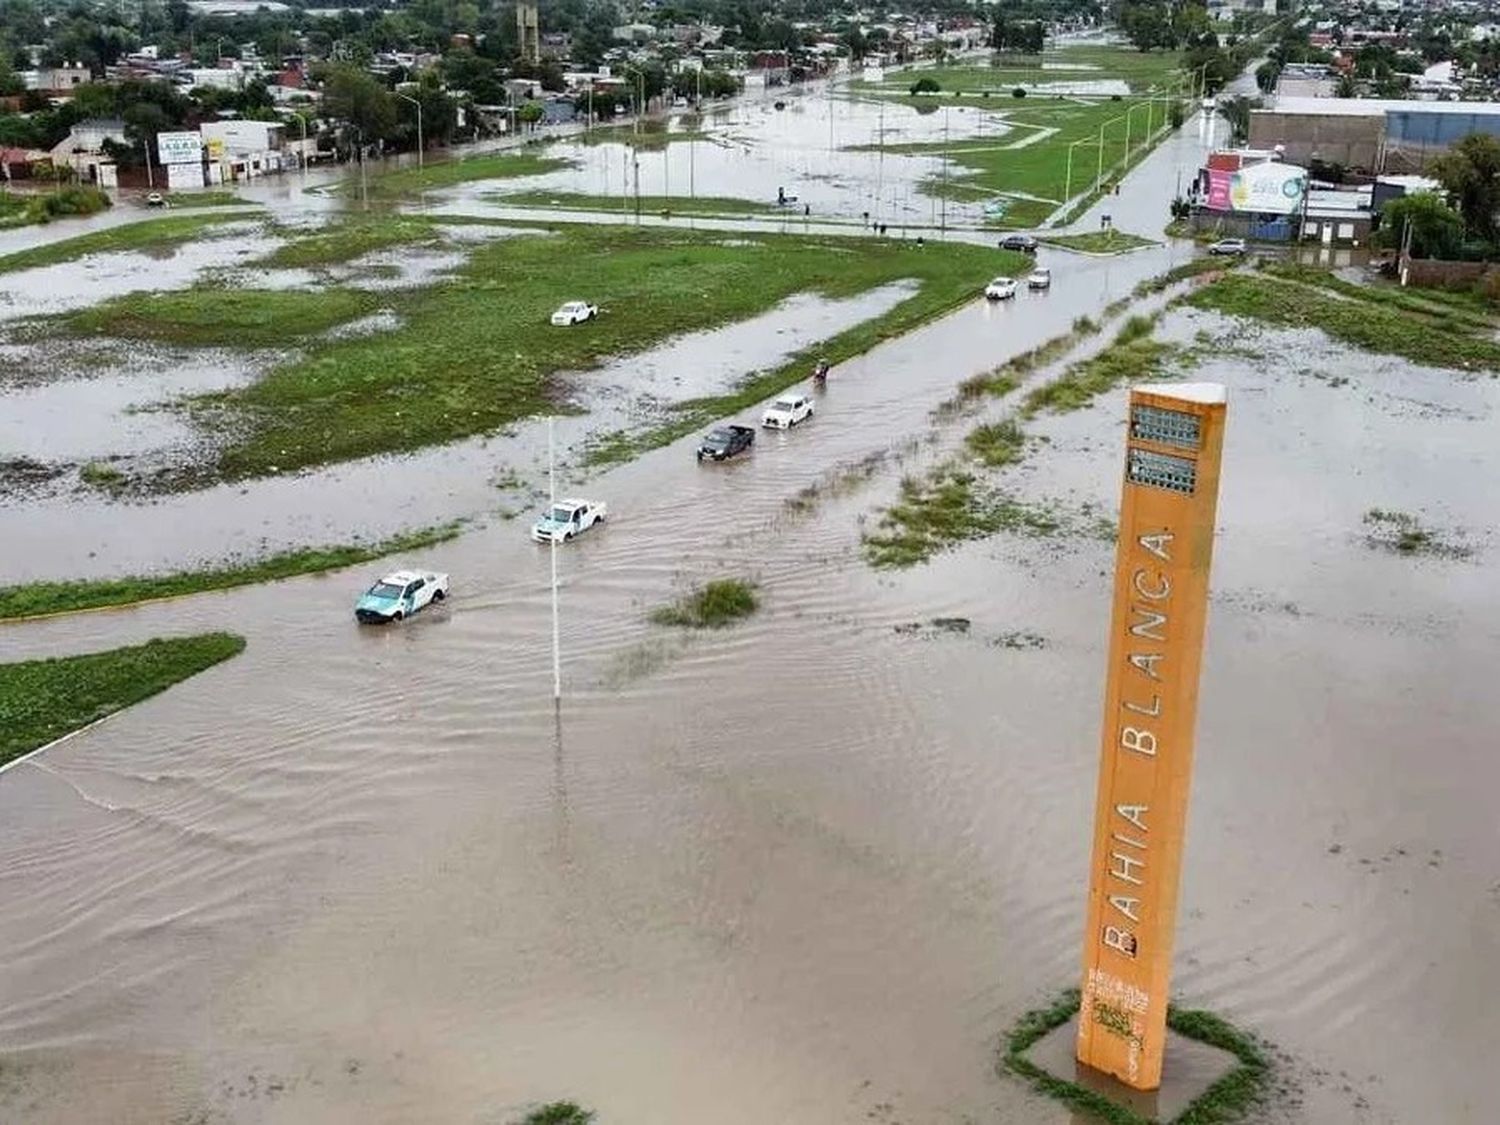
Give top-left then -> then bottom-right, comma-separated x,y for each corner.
532,498 -> 608,543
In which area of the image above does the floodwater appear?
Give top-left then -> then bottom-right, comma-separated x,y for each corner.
5,87 -> 1494,1124
0,272 -> 1010,580
3,263 -> 1498,1124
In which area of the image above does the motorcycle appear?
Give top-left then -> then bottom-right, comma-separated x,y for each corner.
812,359 -> 830,387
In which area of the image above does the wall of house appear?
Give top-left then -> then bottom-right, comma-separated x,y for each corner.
1249,111 -> 1385,170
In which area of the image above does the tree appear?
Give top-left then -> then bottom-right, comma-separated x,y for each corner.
910,76 -> 940,95
1377,191 -> 1463,259
321,63 -> 397,143
1431,133 -> 1500,244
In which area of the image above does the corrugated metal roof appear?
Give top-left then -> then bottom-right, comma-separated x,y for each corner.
1257,96 -> 1500,118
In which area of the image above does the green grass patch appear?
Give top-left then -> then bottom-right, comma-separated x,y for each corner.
163,191 -> 254,208
0,633 -> 245,767
517,1103 -> 594,1125
965,418 -> 1027,466
355,151 -> 575,198
496,189 -> 778,217
61,285 -> 380,347
1134,256 -> 1231,297
1186,272 -> 1500,371
1362,508 -> 1468,558
579,123 -> 707,149
0,185 -> 112,229
0,213 -> 246,275
176,219 -> 1014,482
1021,316 -> 1176,416
1042,230 -> 1156,255
649,578 -> 759,627
0,522 -> 462,621
863,467 -> 1061,569
256,215 -> 452,269
953,317 -> 1104,405
1002,988 -> 1273,1125
1257,260 -> 1499,334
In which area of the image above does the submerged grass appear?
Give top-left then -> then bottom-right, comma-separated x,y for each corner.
61,286 -> 379,346
1187,272 -> 1500,371
0,522 -> 462,621
352,151 -> 575,198
0,633 -> 245,766
256,215 -> 451,268
1133,256 -> 1231,297
1002,989 -> 1272,1125
0,213 -> 245,275
163,191 -> 253,208
517,1103 -> 594,1125
1020,315 -> 1175,417
1362,508 -> 1469,558
649,578 -> 759,627
495,189 -> 777,216
863,468 -> 1061,569
965,418 -> 1027,466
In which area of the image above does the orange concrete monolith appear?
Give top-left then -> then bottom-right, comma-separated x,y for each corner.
1076,383 -> 1227,1091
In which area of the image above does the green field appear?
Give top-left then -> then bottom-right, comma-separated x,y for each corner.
0,213 -> 247,274
849,45 -> 1188,228
62,286 -> 381,346
494,190 -> 779,217
0,634 -> 245,766
1041,230 -> 1157,254
347,150 -> 575,198
190,222 -> 1012,481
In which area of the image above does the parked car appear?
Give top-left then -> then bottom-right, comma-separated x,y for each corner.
984,276 -> 1019,300
354,569 -> 449,624
146,192 -> 166,208
999,233 -> 1038,254
532,498 -> 607,543
1027,267 -> 1052,291
697,424 -> 755,462
761,394 -> 814,429
1208,238 -> 1247,256
551,300 -> 598,326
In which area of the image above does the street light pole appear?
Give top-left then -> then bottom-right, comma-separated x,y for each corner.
395,90 -> 423,169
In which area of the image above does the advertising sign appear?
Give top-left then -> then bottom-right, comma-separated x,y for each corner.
1076,384 -> 1227,1091
1230,161 -> 1306,214
1205,161 -> 1306,214
1205,168 -> 1233,211
156,131 -> 203,166
166,162 -> 204,190
206,138 -> 226,161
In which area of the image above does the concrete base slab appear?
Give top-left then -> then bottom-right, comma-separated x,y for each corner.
1023,1016 -> 1240,1123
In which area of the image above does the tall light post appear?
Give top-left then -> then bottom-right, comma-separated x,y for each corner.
1063,135 -> 1090,210
395,90 -> 423,169
622,65 -> 647,219
1096,113 -> 1125,194
1124,100 -> 1148,165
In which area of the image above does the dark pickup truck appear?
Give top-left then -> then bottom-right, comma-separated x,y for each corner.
697,424 -> 755,462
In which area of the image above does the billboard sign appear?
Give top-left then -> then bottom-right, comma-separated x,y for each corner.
1205,161 -> 1306,214
156,131 -> 203,165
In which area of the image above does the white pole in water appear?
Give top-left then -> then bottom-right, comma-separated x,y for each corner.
549,416 -> 561,701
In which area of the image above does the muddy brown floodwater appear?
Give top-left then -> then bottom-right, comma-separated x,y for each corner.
3,258 -> 1499,1124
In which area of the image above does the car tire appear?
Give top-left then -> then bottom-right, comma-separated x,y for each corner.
393,610 -> 404,622
433,590 -> 445,603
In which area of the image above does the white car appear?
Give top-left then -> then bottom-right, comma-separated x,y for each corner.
1027,267 -> 1052,290
762,394 -> 815,429
532,497 -> 608,543
550,300 -> 598,326
354,569 -> 449,624
984,276 -> 1018,300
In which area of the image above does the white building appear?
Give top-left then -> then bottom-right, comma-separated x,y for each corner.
200,119 -> 286,179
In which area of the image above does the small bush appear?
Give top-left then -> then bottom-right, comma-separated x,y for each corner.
518,1103 -> 594,1125
1012,86 -> 1027,98
910,76 -> 940,95
965,419 -> 1027,466
650,579 -> 758,628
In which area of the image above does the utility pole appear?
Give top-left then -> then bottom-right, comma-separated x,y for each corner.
143,135 -> 154,190
1095,118 -> 1105,194
395,90 -> 423,168
940,107 -> 949,234
548,416 -> 561,702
